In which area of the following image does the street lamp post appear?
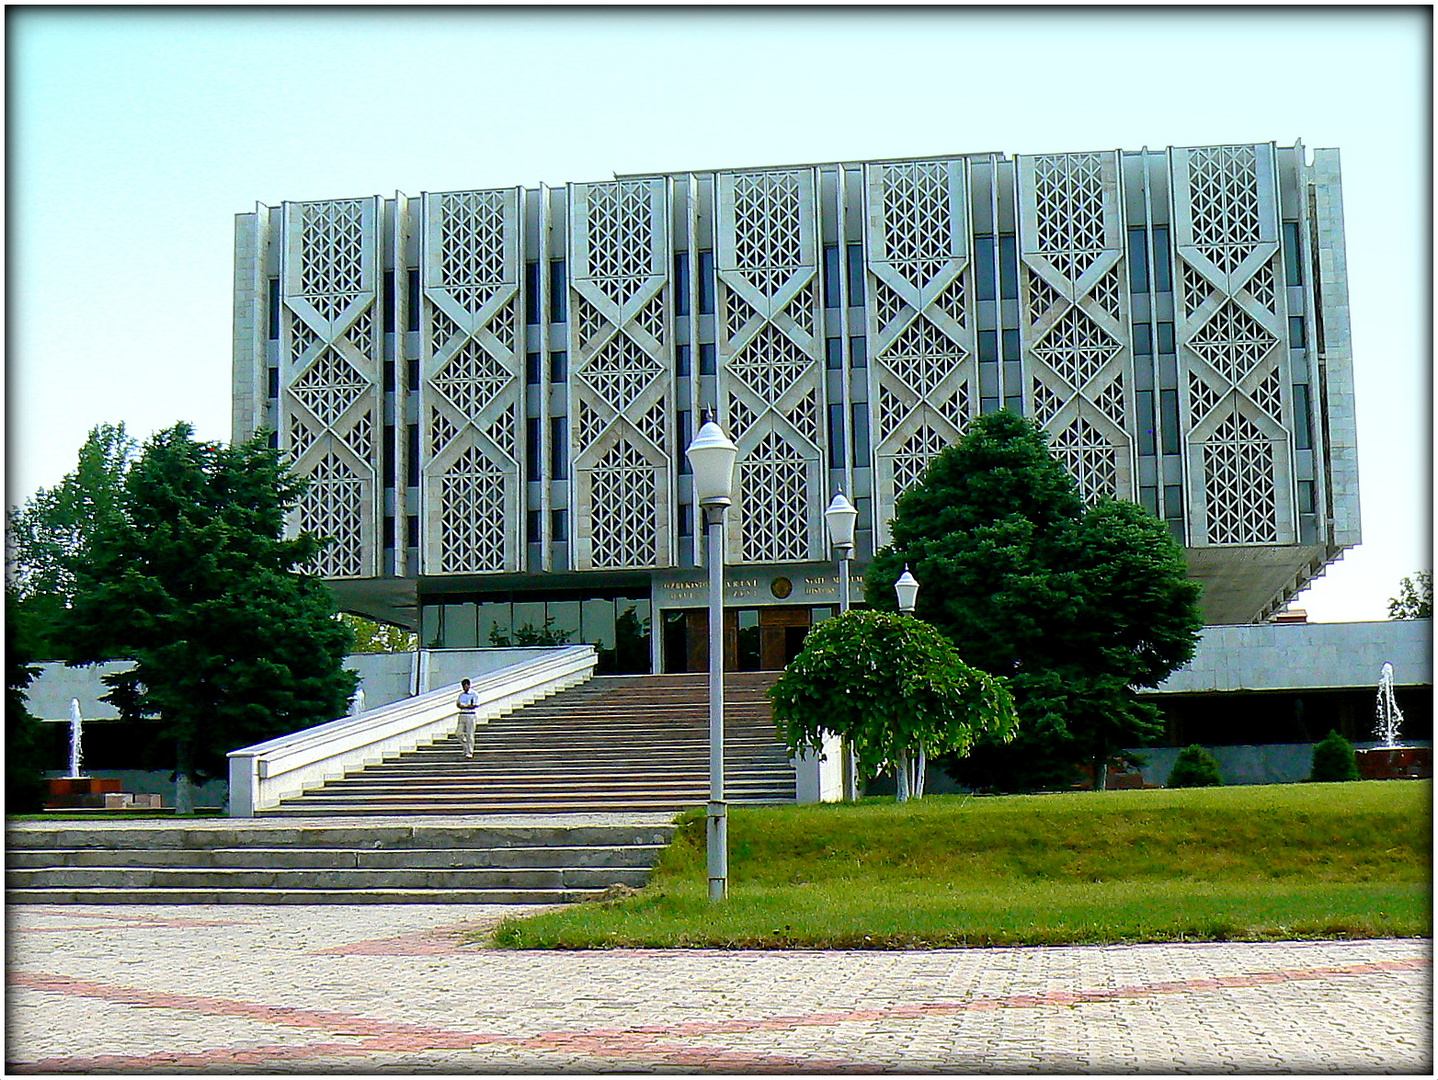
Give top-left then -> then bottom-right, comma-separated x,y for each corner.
894,566 -> 921,800
686,417 -> 738,903
824,491 -> 860,798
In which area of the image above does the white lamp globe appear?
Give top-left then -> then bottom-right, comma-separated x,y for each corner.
824,491 -> 859,549
686,420 -> 738,507
894,567 -> 920,613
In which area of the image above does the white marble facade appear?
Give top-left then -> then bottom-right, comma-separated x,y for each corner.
232,142 -> 1359,629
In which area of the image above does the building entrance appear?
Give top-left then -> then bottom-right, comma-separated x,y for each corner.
661,606 -> 819,673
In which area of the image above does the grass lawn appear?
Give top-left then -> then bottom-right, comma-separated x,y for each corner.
490,781 -> 1431,949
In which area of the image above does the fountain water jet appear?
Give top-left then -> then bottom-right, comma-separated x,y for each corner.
1374,661 -> 1405,748
1354,662 -> 1430,780
67,699 -> 85,779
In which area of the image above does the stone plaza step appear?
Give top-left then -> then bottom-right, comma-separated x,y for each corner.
6,818 -> 675,905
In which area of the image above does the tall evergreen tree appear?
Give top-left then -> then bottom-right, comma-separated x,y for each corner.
62,424 -> 357,812
865,411 -> 1203,792
7,423 -> 137,660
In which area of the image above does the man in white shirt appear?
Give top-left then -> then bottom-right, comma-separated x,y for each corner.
456,679 -> 480,758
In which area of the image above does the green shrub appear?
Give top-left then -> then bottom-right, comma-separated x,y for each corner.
1311,729 -> 1360,782
1167,744 -> 1223,788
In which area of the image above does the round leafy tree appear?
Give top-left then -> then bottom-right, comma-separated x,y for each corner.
1166,744 -> 1222,788
1310,729 -> 1360,783
769,610 -> 1017,800
865,411 -> 1203,792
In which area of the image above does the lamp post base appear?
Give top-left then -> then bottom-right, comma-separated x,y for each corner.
706,799 -> 728,902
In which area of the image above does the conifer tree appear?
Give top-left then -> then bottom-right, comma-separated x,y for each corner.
865,411 -> 1203,792
63,424 -> 357,812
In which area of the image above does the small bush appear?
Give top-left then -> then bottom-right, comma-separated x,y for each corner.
1167,744 -> 1222,788
1311,729 -> 1360,782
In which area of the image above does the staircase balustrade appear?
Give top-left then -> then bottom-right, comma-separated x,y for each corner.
227,646 -> 597,816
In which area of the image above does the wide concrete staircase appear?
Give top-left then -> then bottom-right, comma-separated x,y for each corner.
6,672 -> 795,904
6,819 -> 675,905
257,672 -> 796,817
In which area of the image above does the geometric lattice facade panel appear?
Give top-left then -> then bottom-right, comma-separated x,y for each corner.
419,188 -> 524,574
1017,151 -> 1133,507
717,168 -> 824,563
866,158 -> 972,548
279,197 -> 382,579
569,178 -> 671,570
1173,144 -> 1294,546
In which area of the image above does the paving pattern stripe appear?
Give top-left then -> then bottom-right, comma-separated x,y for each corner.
10,908 -> 248,929
8,954 -> 1427,1075
12,1042 -> 372,1074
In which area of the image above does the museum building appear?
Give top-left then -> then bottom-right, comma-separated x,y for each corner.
232,142 -> 1360,674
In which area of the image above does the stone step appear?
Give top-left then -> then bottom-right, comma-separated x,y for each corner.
255,796 -> 784,817
6,844 -> 665,870
5,823 -> 677,851
5,887 -> 611,905
7,865 -> 651,891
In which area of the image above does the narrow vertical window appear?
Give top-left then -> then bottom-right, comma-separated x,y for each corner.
1293,384 -> 1314,451
676,344 -> 691,377
673,252 -> 691,317
267,277 -> 281,340
1001,328 -> 1021,360
1160,389 -> 1181,455
1132,323 -> 1153,355
974,235 -> 997,301
382,270 -> 396,333
823,244 -> 841,308
267,366 -> 279,399
699,343 -> 717,375
526,352 -> 541,386
825,337 -> 843,371
1157,322 -> 1176,354
1297,480 -> 1316,514
846,243 -> 866,307
698,251 -> 716,315
678,503 -> 693,537
998,234 -> 1018,300
849,403 -> 870,465
1136,389 -> 1157,455
526,510 -> 542,544
526,418 -> 541,479
550,350 -> 568,382
827,404 -> 845,468
551,509 -> 569,543
407,516 -> 418,547
1127,227 -> 1150,293
978,330 -> 999,363
549,259 -> 567,323
850,336 -> 867,369
1282,221 -> 1303,286
525,261 -> 541,326
1152,226 -> 1172,291
383,424 -> 396,486
1288,316 -> 1306,349
384,361 -> 396,393
407,425 -> 419,487
550,417 -> 567,480
677,410 -> 693,473
406,269 -> 421,332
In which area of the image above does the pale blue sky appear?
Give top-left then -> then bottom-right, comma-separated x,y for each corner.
8,6 -> 1430,622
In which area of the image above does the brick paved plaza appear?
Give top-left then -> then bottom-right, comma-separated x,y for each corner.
4,904 -> 1430,1073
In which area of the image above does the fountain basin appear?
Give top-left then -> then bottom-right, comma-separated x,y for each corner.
1354,746 -> 1432,781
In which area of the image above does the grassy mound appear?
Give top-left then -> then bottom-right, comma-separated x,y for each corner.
490,782 -> 1431,949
